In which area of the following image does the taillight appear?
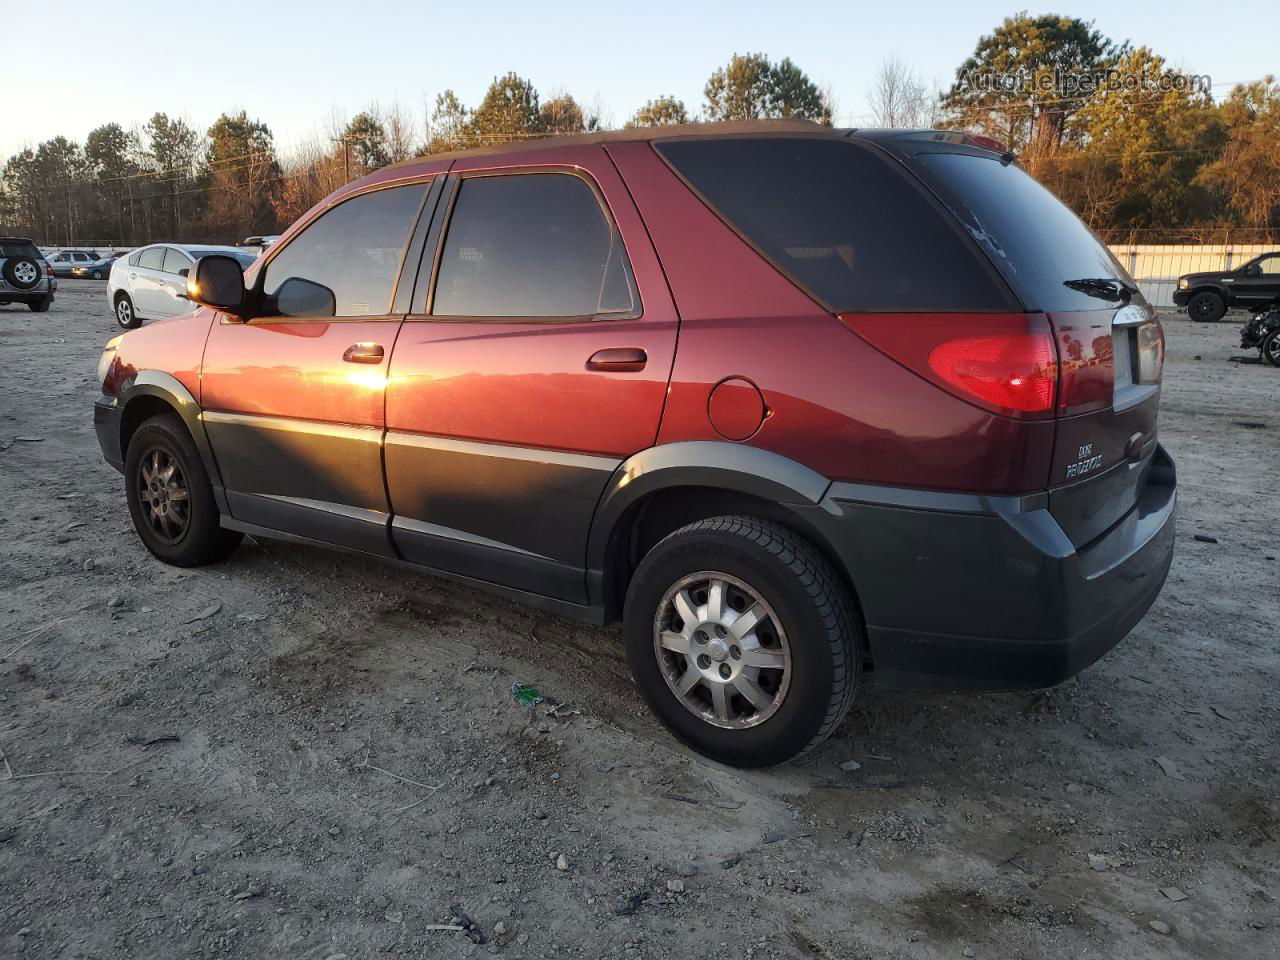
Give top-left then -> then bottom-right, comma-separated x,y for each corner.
837,312 -> 1059,418
1136,319 -> 1164,384
42,261 -> 54,277
927,333 -> 1056,413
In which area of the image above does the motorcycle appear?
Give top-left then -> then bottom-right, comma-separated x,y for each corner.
1240,304 -> 1280,367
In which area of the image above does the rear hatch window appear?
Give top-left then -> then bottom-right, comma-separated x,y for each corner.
911,152 -> 1139,314
1,241 -> 40,259
655,137 -> 1015,312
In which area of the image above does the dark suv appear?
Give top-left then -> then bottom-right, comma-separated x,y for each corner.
1174,251 -> 1280,321
0,237 -> 56,311
93,121 -> 1176,766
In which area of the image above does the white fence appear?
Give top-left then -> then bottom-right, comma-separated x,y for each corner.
1109,244 -> 1275,309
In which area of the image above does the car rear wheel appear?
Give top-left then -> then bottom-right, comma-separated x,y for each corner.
115,292 -> 140,329
125,414 -> 242,566
28,297 -> 51,313
1262,329 -> 1280,368
624,516 -> 860,767
1188,291 -> 1226,322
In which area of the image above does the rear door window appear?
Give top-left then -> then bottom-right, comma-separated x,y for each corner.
913,152 -> 1137,313
1,242 -> 40,258
263,183 -> 426,317
138,247 -> 166,270
656,137 -> 1012,313
431,173 -> 636,318
162,247 -> 192,275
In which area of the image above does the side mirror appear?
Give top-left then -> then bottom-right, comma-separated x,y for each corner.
275,276 -> 336,317
187,255 -> 246,315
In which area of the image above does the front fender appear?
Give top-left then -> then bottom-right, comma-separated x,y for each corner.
117,371 -> 226,506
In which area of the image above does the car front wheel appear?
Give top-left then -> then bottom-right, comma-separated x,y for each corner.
125,414 -> 242,566
115,292 -> 140,329
624,516 -> 860,767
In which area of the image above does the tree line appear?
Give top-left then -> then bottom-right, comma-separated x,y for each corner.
1,21 -> 1276,247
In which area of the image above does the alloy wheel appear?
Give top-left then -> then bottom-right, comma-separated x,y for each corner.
13,261 -> 37,285
117,298 -> 132,326
653,571 -> 791,729
136,446 -> 191,544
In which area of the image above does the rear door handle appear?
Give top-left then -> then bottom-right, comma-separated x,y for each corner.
587,347 -> 647,372
343,342 -> 385,364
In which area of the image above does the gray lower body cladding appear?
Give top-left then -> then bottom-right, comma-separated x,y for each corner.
802,445 -> 1177,691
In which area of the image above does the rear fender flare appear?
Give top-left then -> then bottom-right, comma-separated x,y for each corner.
585,441 -> 832,593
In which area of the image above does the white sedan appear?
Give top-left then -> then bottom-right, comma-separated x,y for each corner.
108,243 -> 256,329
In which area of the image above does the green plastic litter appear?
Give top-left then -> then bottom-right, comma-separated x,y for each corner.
511,682 -> 543,707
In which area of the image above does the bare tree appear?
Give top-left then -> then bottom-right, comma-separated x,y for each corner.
868,57 -> 935,128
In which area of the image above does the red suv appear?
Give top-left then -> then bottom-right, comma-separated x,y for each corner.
94,121 -> 1176,766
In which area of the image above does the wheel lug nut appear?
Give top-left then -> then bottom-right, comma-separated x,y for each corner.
694,630 -> 707,644
697,655 -> 711,669
730,645 -> 741,659
718,664 -> 732,679
714,624 -> 727,637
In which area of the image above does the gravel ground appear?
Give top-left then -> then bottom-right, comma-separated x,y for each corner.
1,283 -> 1277,960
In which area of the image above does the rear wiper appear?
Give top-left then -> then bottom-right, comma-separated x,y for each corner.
1063,277 -> 1137,303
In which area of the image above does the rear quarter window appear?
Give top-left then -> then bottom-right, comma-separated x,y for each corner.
655,137 -> 1013,313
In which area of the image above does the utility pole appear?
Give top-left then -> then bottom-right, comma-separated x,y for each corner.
330,136 -> 355,184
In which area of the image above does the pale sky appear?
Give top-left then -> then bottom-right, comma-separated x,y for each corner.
3,0 -> 1275,160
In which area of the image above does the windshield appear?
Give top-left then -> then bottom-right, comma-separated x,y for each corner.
915,152 -> 1138,313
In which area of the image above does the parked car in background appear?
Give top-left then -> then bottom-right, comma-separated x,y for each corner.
0,237 -> 56,311
72,253 -> 122,280
1174,251 -> 1280,321
46,249 -> 103,278
108,243 -> 256,328
93,122 -> 1177,766
239,235 -> 280,255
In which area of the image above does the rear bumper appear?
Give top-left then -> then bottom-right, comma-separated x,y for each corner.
95,396 -> 124,473
801,445 -> 1177,691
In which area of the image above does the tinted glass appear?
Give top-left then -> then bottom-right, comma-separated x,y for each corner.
162,247 -> 191,274
264,183 -> 426,317
433,173 -> 635,317
657,137 -> 1009,312
916,152 -> 1138,312
1,242 -> 40,258
138,247 -> 166,270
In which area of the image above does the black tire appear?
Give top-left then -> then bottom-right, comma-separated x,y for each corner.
124,414 -> 242,567
1262,329 -> 1280,368
27,297 -> 51,313
624,516 -> 861,767
2,256 -> 41,290
91,270 -> 103,280
115,291 -> 141,329
1188,291 -> 1226,322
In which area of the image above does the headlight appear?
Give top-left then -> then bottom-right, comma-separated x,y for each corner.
98,336 -> 122,390
1178,278 -> 1189,289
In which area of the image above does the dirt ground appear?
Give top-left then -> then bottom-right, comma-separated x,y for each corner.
1,283 -> 1277,960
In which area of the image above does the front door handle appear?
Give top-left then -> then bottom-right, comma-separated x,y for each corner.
587,347 -> 647,372
343,342 -> 384,364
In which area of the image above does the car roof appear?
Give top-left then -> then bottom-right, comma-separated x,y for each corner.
371,119 -> 839,180
0,236 -> 37,244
